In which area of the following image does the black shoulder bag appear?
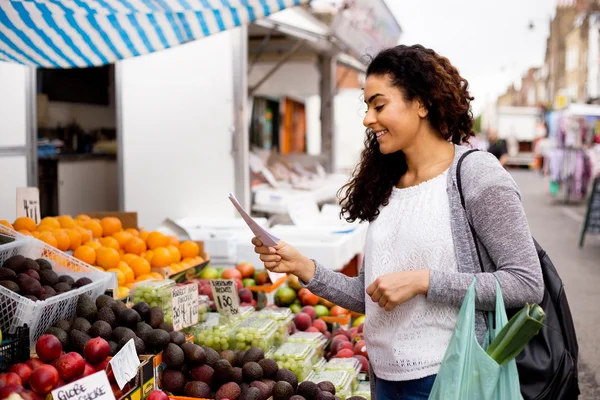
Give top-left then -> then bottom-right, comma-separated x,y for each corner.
457,149 -> 580,400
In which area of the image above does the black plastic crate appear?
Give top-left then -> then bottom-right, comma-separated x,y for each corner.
0,325 -> 30,371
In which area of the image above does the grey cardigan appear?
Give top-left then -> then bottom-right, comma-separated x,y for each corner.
303,145 -> 544,375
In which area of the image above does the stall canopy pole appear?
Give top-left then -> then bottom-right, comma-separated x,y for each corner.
319,54 -> 336,172
25,66 -> 37,187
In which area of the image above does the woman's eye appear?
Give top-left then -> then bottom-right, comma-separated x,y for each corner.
375,105 -> 384,111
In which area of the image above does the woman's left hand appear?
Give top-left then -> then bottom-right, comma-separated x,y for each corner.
366,270 -> 431,311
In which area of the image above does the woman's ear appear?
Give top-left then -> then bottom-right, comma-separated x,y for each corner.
416,98 -> 428,118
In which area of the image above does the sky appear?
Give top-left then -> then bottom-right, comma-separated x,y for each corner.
385,0 -> 557,116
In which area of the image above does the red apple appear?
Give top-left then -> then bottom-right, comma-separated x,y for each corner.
350,327 -> 359,339
0,372 -> 22,386
306,327 -> 320,333
354,355 -> 369,372
83,363 -> 96,377
234,278 -> 243,291
333,334 -> 350,342
54,352 -> 85,382
84,337 -> 111,365
148,389 -> 170,400
95,358 -> 110,372
221,268 -> 242,280
357,323 -> 364,334
324,331 -> 332,340
200,284 -> 214,300
337,349 -> 354,358
0,385 -> 25,399
311,319 -> 328,333
294,312 -> 312,331
354,340 -> 368,358
9,363 -> 33,385
238,288 -> 253,304
26,358 -> 45,371
29,365 -> 59,395
301,306 -> 317,321
35,334 -> 63,362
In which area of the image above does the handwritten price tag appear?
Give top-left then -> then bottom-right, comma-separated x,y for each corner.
51,370 -> 115,400
16,187 -> 40,225
210,279 -> 240,318
109,339 -> 140,390
171,283 -> 199,331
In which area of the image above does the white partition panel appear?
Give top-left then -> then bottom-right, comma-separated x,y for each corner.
118,32 -> 238,230
0,62 -> 27,147
0,156 -> 28,221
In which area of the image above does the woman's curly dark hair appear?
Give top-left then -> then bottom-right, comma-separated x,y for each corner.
339,44 -> 475,223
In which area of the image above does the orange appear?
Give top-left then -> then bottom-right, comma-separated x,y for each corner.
125,228 -> 140,237
135,274 -> 156,282
57,215 -> 76,229
139,230 -> 150,242
17,229 -> 32,236
76,227 -> 92,244
113,231 -> 133,248
167,245 -> 181,263
124,236 -> 146,255
146,231 -> 168,250
94,266 -> 105,271
150,272 -> 164,280
100,217 -> 122,237
39,217 -> 60,230
106,268 -> 126,286
37,225 -> 55,232
65,229 -> 82,251
53,230 -> 70,252
38,232 -> 58,248
182,257 -> 196,265
117,262 -> 135,283
73,245 -> 96,265
151,247 -> 172,268
96,247 -> 120,269
32,231 -> 40,238
83,220 -> 103,238
85,240 -> 102,250
76,214 -> 91,221
129,257 -> 151,278
0,220 -> 14,230
13,217 -> 36,232
143,250 -> 154,263
167,235 -> 180,247
121,253 -> 139,265
180,241 -> 200,258
99,236 -> 120,251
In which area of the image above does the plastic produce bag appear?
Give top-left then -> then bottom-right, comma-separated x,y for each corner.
429,278 -> 522,400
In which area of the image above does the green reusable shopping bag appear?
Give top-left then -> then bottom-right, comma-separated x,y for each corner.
429,278 -> 522,400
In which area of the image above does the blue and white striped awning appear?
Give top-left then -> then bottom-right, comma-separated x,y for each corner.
0,0 -> 307,68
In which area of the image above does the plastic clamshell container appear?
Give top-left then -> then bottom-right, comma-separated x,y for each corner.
192,313 -> 235,351
197,295 -> 210,323
313,357 -> 327,373
325,358 -> 361,391
287,331 -> 328,356
353,381 -> 371,400
273,343 -> 318,381
130,279 -> 175,315
234,317 -> 278,351
256,307 -> 294,346
223,306 -> 255,325
307,370 -> 353,399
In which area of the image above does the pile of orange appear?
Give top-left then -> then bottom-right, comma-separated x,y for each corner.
1,215 -> 205,299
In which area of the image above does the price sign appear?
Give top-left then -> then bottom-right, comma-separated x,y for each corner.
171,283 -> 199,331
210,279 -> 240,317
51,370 -> 115,400
109,338 -> 140,390
16,187 -> 40,225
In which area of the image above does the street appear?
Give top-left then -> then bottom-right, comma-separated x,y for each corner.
512,170 -> 600,399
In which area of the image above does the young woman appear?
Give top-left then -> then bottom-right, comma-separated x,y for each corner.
252,45 -> 543,400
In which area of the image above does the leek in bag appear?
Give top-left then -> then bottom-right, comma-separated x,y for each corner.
487,303 -> 545,365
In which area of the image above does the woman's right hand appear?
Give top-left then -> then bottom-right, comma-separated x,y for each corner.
252,237 -> 316,283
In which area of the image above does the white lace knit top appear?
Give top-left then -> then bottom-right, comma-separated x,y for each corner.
363,169 -> 460,381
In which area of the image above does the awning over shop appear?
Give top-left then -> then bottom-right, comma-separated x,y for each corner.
0,0 -> 307,68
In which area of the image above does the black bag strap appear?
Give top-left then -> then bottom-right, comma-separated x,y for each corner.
456,149 -> 486,274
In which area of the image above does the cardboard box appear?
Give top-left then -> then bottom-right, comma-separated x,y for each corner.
118,354 -> 156,400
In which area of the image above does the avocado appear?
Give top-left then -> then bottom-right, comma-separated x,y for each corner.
135,322 -> 153,338
161,369 -> 186,395
98,306 -> 116,328
95,294 -> 116,310
110,300 -> 127,314
0,268 -> 16,280
24,258 -> 40,272
53,282 -> 71,293
317,382 -> 335,395
234,350 -> 246,367
148,307 -> 164,328
118,308 -> 141,328
76,294 -> 98,321
72,317 -> 92,334
74,277 -> 92,288
113,327 -> 136,343
214,359 -> 233,384
70,329 -> 92,353
169,331 -> 185,346
3,255 -> 26,273
24,295 -> 38,301
43,286 -> 57,296
275,369 -> 298,391
132,336 -> 145,355
132,302 -> 150,321
250,381 -> 271,400
273,381 -> 295,400
181,342 -> 206,365
108,341 -> 119,356
45,327 -> 69,348
203,346 -> 221,367
242,347 -> 265,364
163,343 -> 185,369
231,367 -> 243,384
90,320 -> 112,339
221,350 -> 236,365
58,275 -> 75,286
0,280 -> 20,293
144,329 -> 170,353
297,382 -> 319,400
290,397 -> 307,400
54,319 -> 72,333
159,322 -> 173,332
258,359 -> 278,379
216,382 -> 241,400
40,293 -> 54,301
184,381 -> 212,399
241,386 -> 261,400
190,365 -> 214,386
243,362 -> 263,383
315,392 -> 335,400
40,270 -> 59,286
35,258 -> 53,271
17,275 -> 42,297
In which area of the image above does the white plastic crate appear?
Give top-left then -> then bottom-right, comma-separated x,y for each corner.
0,226 -> 113,346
